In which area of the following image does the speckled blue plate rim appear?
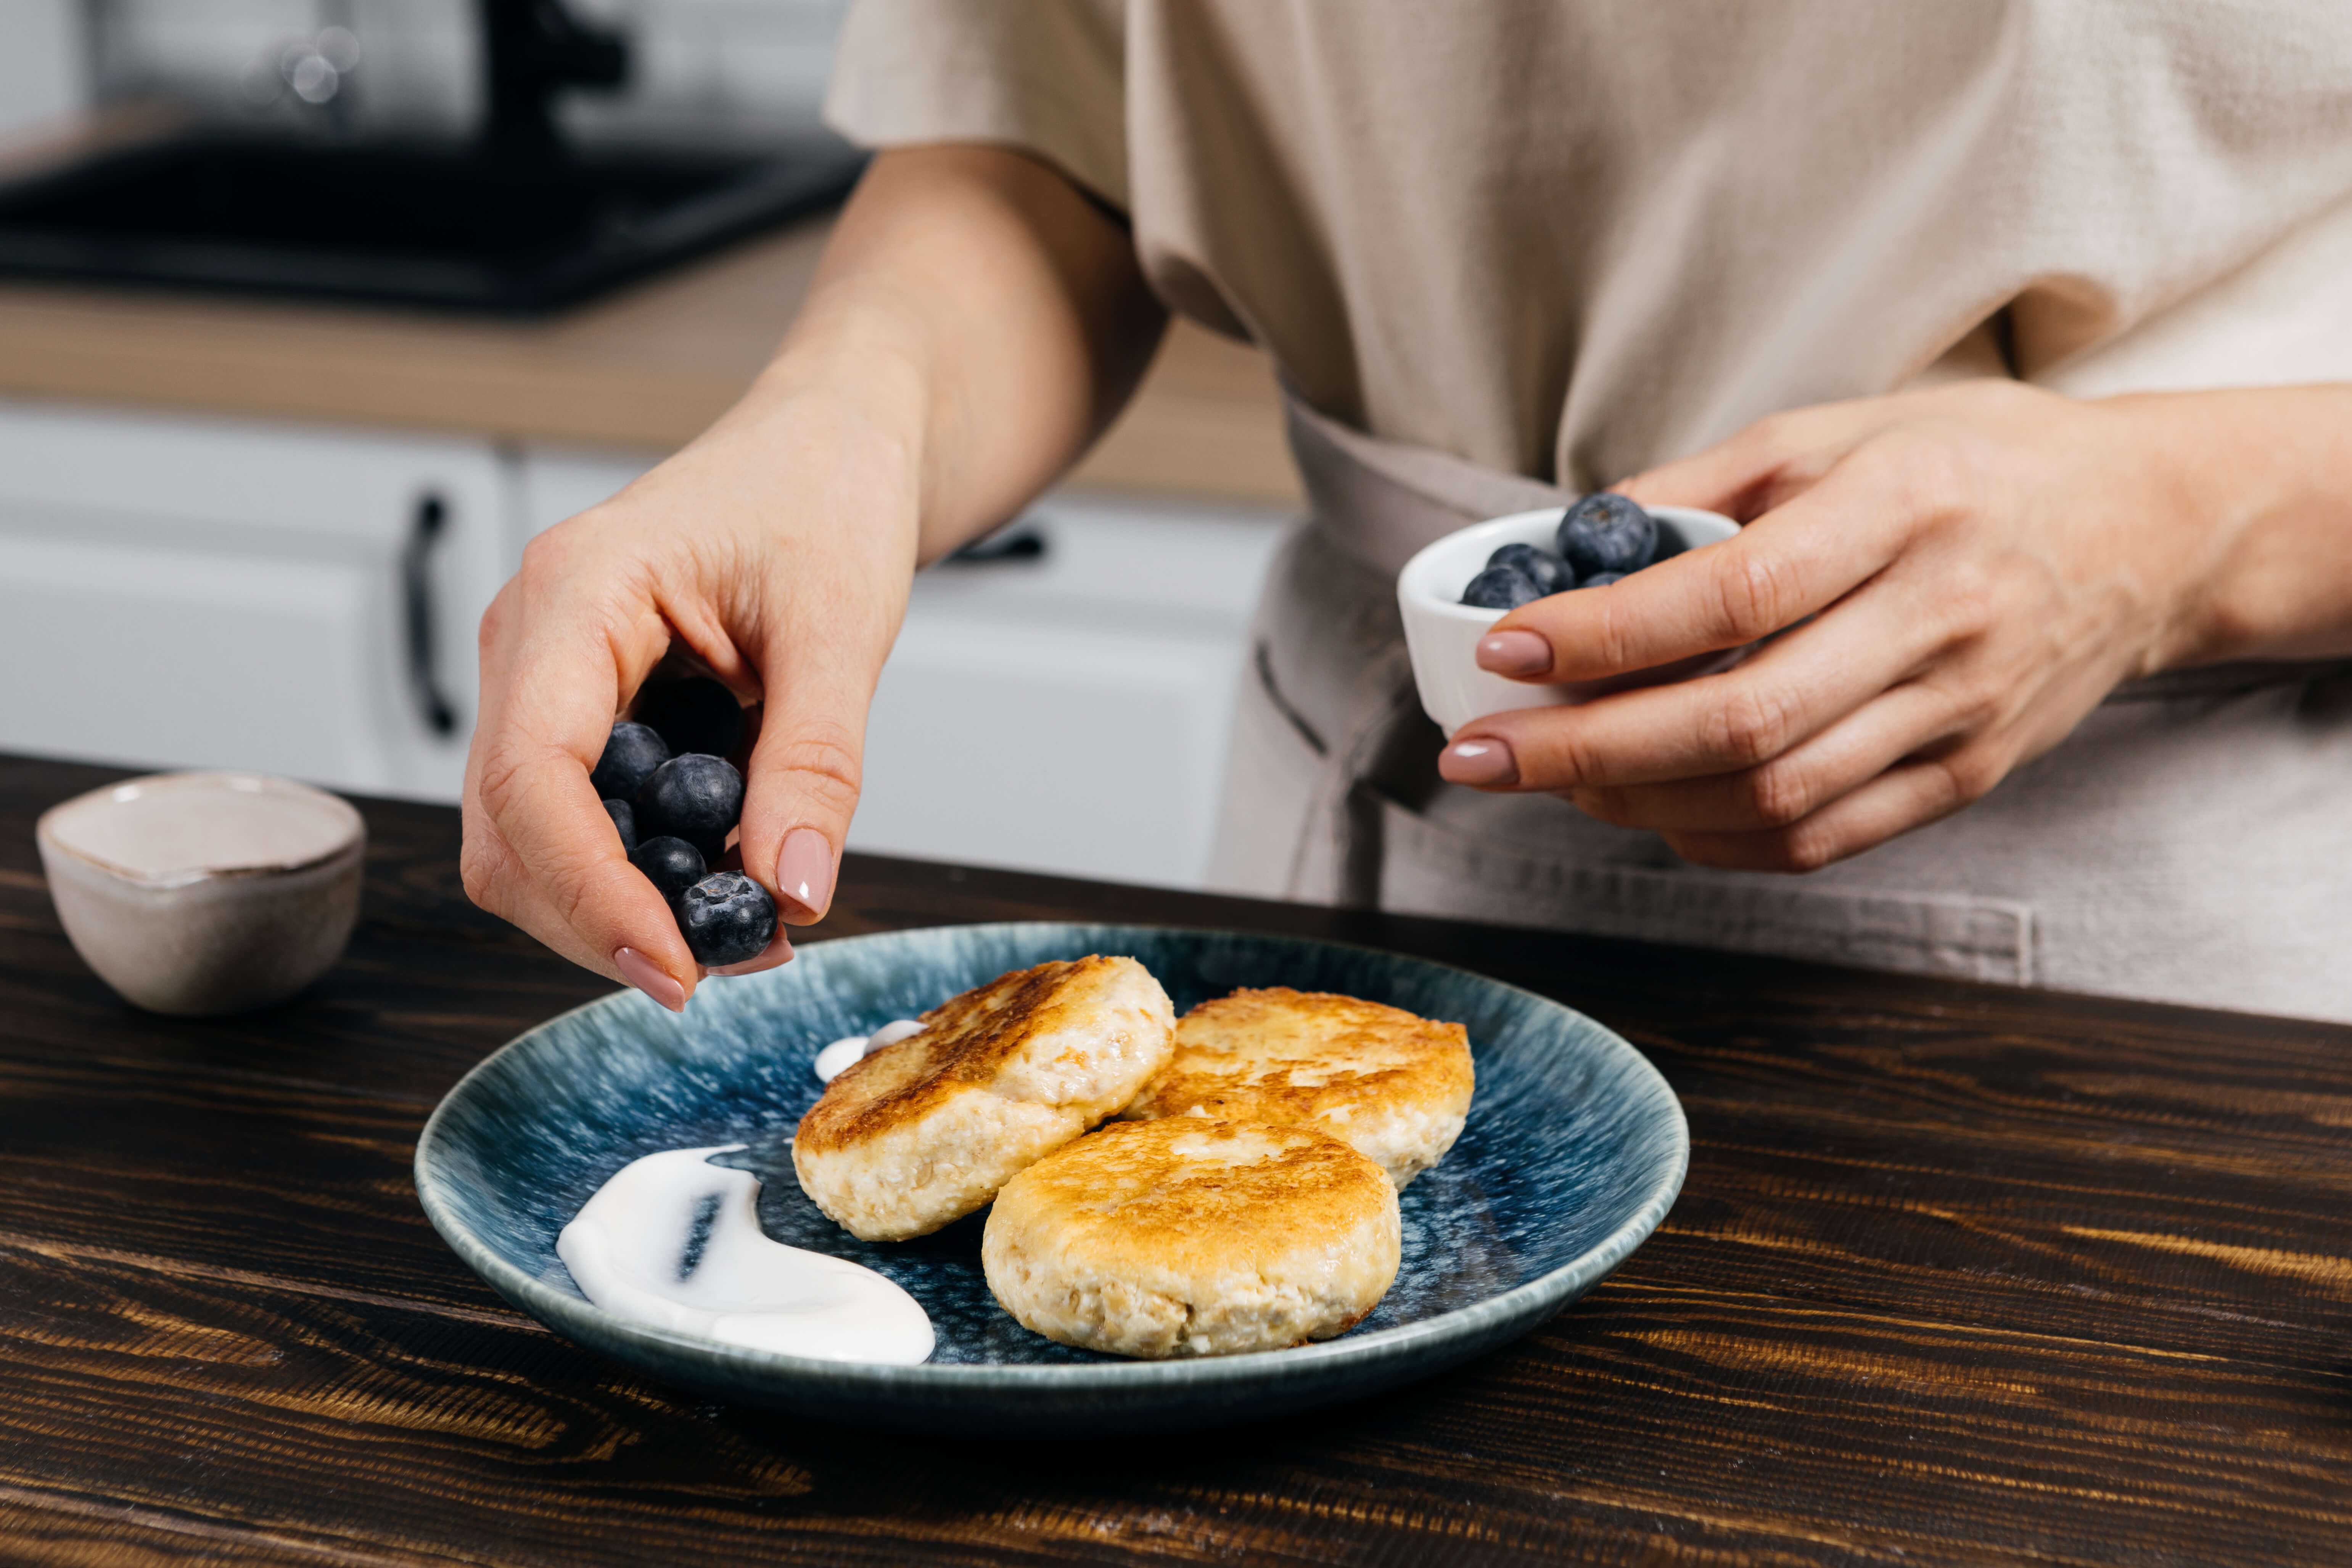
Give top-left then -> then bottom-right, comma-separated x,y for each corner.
414,921 -> 1689,1399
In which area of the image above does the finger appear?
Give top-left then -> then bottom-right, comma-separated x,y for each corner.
1659,747 -> 2000,873
1454,568 -> 1953,791
472,770 -> 792,991
461,790 -> 704,1009
737,680 -> 868,926
464,581 -> 644,983
734,595 -> 894,927
478,727 -> 704,996
469,551 -> 702,1003
460,793 -> 607,974
1615,396 -> 1916,519
1489,445 -> 1929,684
1567,679 -> 1975,833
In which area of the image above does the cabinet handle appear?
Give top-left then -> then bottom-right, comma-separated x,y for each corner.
944,521 -> 1048,564
403,493 -> 459,737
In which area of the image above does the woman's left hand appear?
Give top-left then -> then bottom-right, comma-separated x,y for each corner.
1436,378 -> 2343,871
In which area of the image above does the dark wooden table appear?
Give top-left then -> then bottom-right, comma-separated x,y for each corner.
3,752 -> 2349,1567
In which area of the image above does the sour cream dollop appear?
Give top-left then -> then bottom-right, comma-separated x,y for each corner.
555,1144 -> 932,1363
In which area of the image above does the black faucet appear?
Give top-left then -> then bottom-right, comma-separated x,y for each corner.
478,0 -> 631,165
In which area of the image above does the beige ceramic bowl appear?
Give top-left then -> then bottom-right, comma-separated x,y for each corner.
37,771 -> 365,1016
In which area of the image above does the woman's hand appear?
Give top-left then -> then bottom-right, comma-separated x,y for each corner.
462,382 -> 918,1006
460,146 -> 1166,1008
1436,379 -> 2352,872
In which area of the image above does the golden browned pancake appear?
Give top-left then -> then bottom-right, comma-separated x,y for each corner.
982,1117 -> 1400,1357
1121,987 -> 1473,1188
792,955 -> 1174,1241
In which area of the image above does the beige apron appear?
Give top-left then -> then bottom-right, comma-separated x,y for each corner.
1209,392 -> 2352,1024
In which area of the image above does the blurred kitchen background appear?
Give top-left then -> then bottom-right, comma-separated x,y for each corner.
0,0 -> 1300,891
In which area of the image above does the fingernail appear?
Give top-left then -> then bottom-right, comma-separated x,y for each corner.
614,946 -> 688,1012
1477,630 -> 1553,677
708,933 -> 795,976
774,827 -> 835,924
1439,737 -> 1519,786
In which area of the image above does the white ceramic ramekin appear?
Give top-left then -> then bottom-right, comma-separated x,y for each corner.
1396,505 -> 1742,737
37,771 -> 365,1016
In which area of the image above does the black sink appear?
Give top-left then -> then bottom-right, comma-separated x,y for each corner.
0,131 -> 866,315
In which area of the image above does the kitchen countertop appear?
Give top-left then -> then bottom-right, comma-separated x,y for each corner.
4,750 -> 2350,1566
0,219 -> 1302,505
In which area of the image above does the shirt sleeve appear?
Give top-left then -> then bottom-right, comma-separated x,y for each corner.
824,0 -> 1130,212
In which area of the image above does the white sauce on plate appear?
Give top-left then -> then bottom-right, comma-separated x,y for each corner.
555,1144 -> 933,1363
812,1017 -> 926,1083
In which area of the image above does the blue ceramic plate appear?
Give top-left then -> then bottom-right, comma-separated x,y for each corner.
415,923 -> 1687,1433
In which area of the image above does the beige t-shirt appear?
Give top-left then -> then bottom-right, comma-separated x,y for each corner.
827,0 -> 2352,491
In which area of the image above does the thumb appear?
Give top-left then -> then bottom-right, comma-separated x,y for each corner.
735,646 -> 875,926
1615,429 -> 1800,522
1618,400 -> 1898,521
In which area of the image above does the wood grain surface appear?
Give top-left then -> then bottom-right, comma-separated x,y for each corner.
2,751 -> 2349,1567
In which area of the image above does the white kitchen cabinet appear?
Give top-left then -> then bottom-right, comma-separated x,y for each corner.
864,501 -> 1284,889
0,400 -> 505,799
519,449 -> 1288,888
0,410 -> 1284,888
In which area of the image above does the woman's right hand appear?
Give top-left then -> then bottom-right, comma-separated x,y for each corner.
461,375 -> 920,1009
458,146 -> 1167,1009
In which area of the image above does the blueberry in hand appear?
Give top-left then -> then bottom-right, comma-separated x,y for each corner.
677,871 -> 777,967
629,835 -> 706,902
635,754 -> 743,860
590,721 -> 670,802
639,676 -> 744,761
1486,542 -> 1573,596
1578,571 -> 1628,588
1461,564 -> 1543,610
603,798 -> 638,852
1556,493 -> 1658,579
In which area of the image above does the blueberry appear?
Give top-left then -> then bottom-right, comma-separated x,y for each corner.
677,871 -> 777,967
590,721 -> 670,802
1461,565 -> 1543,610
1486,542 -> 1574,596
639,676 -> 744,761
1578,571 -> 1628,588
602,798 -> 638,852
629,835 -> 706,902
1556,493 -> 1658,579
635,753 -> 743,860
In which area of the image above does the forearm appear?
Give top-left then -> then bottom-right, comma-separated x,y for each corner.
714,145 -> 1167,563
2137,383 -> 2352,667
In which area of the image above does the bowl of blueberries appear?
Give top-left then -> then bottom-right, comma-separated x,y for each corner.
1396,495 -> 1742,737
590,677 -> 779,970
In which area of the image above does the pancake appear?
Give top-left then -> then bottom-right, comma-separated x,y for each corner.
982,1117 -> 1400,1358
792,955 -> 1176,1241
1121,987 -> 1473,1188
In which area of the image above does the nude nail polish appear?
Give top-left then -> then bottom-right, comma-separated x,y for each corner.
1439,738 -> 1519,786
613,946 -> 687,1012
774,827 -> 835,924
1476,630 -> 1553,677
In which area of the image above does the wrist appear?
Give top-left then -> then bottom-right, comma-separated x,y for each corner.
2124,386 -> 2352,670
632,287 -> 933,573
747,286 -> 931,494
2109,392 -> 2256,675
